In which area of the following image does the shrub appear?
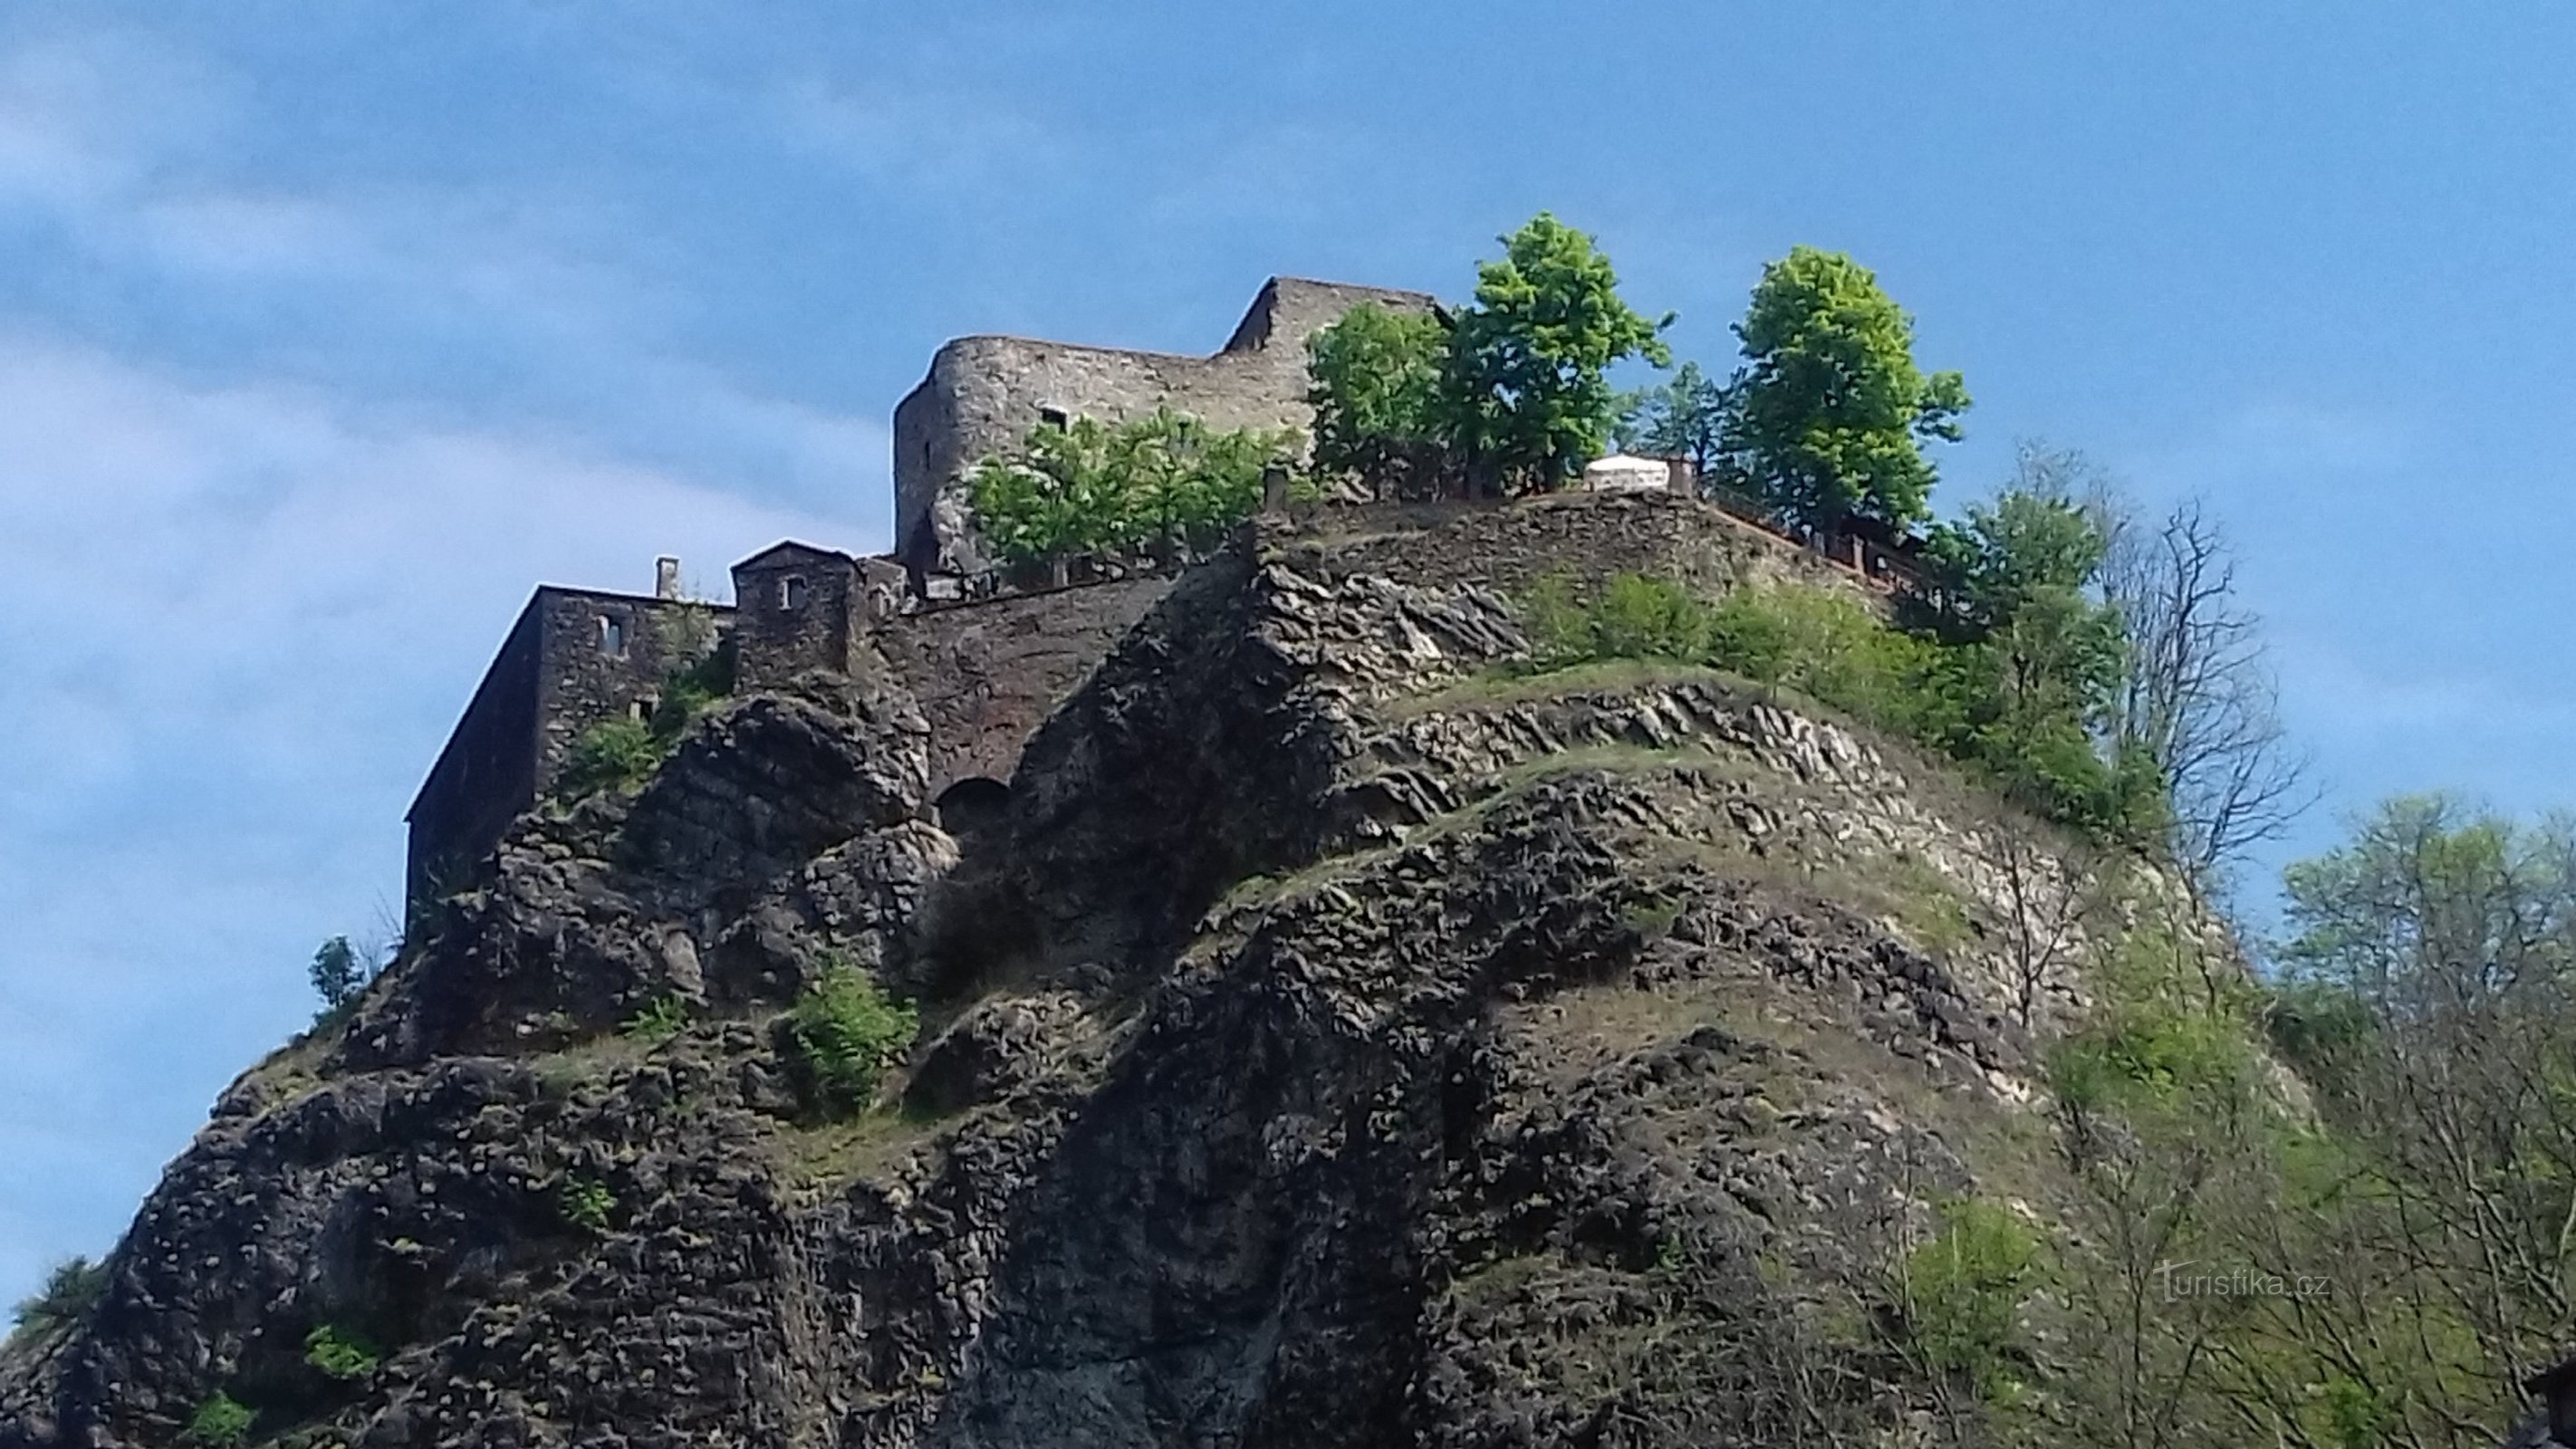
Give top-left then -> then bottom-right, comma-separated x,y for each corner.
1896,1197 -> 2039,1400
558,1176 -> 615,1234
622,994 -> 688,1045
185,1391 -> 255,1447
559,718 -> 660,799
1525,571 -> 1714,668
308,935 -> 368,1018
788,962 -> 920,1115
970,408 -> 1299,568
9,1255 -> 106,1339
303,1323 -> 380,1380
652,650 -> 731,740
1520,571 -> 2164,841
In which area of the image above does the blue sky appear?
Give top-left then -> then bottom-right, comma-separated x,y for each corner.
5,1 -> 2575,1304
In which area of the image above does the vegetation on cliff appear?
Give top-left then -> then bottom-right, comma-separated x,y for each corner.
967,407 -> 1300,575
1307,211 -> 1670,499
8,212 -> 2568,1449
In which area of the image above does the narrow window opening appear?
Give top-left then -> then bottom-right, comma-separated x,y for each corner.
599,614 -> 626,654
1038,405 -> 1070,429
780,574 -> 810,609
629,699 -> 653,723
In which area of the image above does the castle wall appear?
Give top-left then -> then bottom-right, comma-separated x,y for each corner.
406,587 -> 732,909
891,277 -> 1434,582
406,599 -> 545,906
532,588 -> 730,784
730,551 -> 859,690
871,575 -> 1175,792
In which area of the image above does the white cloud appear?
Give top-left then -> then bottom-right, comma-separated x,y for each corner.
0,336 -> 856,1291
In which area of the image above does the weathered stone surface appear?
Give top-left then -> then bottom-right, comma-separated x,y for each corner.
1,495 -> 2175,1449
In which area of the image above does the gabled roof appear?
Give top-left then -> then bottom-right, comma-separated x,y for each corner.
731,540 -> 853,572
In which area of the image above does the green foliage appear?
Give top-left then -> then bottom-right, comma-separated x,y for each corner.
2309,1374 -> 2395,1449
2050,1000 -> 2258,1118
1924,487 -> 2110,633
1440,212 -> 1672,493
969,407 -> 1299,567
2259,976 -> 2374,1089
653,638 -> 733,738
622,993 -> 688,1045
1622,891 -> 1686,941
560,717 -> 661,800
1920,489 -> 2163,839
555,637 -> 734,802
1725,245 -> 1968,532
1706,586 -> 1955,734
308,935 -> 367,1016
1614,359 -> 1732,475
788,962 -> 920,1115
1896,1197 -> 2039,1401
1522,569 -> 2159,840
1524,571 -> 1713,668
8,1255 -> 106,1339
558,1176 -> 615,1234
1306,302 -> 1448,489
303,1323 -> 380,1380
1306,212 -> 1668,497
185,1392 -> 255,1448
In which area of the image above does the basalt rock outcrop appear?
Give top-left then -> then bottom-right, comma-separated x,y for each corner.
2,495 -> 2144,1449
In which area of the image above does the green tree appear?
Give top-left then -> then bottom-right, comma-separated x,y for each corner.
1927,487 -> 2110,635
1441,212 -> 1672,495
1306,302 -> 1448,495
10,1255 -> 107,1339
1614,359 -> 1733,477
1725,245 -> 1968,533
1921,486 -> 2146,832
970,410 -> 1294,575
309,936 -> 365,1014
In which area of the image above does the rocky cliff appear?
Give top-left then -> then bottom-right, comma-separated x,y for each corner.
0,495 -> 2153,1449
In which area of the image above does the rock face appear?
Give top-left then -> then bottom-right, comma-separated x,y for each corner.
1,495 -> 2130,1449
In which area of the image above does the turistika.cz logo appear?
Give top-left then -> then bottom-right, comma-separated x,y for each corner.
2154,1260 -> 2331,1303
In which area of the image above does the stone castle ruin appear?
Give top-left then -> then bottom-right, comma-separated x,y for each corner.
890,276 -> 1432,591
407,277 -> 1424,907
404,271 -> 1934,913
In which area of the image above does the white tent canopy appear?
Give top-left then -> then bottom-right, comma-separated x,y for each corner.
1581,453 -> 1672,493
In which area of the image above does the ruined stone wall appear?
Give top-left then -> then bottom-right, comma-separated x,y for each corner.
406,600 -> 544,905
891,276 -> 1435,581
870,575 -> 1175,794
532,589 -> 730,782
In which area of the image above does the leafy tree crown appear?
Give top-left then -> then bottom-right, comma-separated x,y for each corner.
1725,245 -> 1967,532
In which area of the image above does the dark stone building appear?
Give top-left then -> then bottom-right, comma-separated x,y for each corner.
405,562 -> 730,904
408,274 -> 1422,911
404,544 -> 1180,911
726,543 -> 909,690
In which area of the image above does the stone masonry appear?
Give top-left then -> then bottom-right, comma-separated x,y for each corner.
890,276 -> 1435,589
405,571 -> 726,904
409,275 -> 1429,912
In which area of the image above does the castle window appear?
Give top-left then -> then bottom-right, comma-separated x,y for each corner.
1038,405 -> 1070,429
630,699 -> 653,723
599,615 -> 626,654
780,574 -> 810,609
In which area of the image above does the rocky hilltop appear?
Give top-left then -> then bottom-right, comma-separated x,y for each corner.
0,496 -> 2172,1449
